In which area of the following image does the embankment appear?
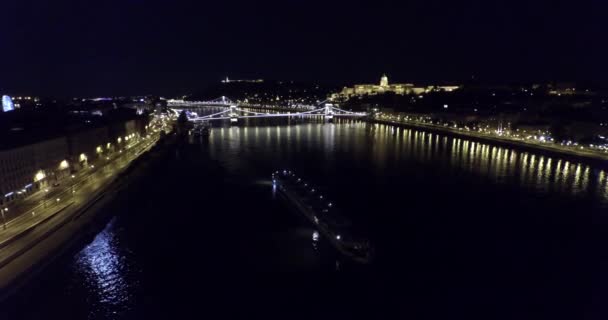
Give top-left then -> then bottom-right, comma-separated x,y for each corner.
0,135 -> 176,301
369,118 -> 608,168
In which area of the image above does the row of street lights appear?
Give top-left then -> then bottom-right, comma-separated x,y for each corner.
376,112 -> 608,155
1,131 -> 151,226
0,115 -> 170,233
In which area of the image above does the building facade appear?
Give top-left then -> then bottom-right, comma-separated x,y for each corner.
330,75 -> 461,100
0,118 -> 147,206
0,137 -> 67,204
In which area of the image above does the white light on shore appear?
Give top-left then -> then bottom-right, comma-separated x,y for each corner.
59,160 -> 69,170
34,170 -> 46,182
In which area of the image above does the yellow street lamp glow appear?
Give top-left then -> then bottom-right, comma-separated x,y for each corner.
117,137 -> 122,143
34,170 -> 46,182
96,146 -> 103,154
59,160 -> 69,170
79,153 -> 87,162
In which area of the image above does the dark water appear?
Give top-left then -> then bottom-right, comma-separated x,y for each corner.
4,119 -> 608,319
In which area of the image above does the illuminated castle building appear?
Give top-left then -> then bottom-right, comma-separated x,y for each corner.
330,74 -> 460,100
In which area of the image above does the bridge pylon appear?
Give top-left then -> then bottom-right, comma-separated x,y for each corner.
324,104 -> 334,121
229,105 -> 238,123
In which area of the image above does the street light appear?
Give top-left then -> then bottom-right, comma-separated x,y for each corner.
59,160 -> 69,170
43,188 -> 50,208
1,208 -> 7,230
71,175 -> 76,197
34,170 -> 46,182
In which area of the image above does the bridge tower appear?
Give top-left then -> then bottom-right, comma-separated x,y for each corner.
324,104 -> 334,121
229,105 -> 238,123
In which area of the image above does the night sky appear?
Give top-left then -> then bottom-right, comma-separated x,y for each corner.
0,0 -> 606,97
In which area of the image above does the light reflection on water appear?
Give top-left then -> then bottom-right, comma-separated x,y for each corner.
9,117 -> 608,319
208,119 -> 608,205
392,124 -> 607,201
74,218 -> 135,318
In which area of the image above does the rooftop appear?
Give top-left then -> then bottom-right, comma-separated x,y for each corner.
0,107 -> 143,151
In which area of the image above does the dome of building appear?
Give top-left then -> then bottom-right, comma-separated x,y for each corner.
380,74 -> 389,87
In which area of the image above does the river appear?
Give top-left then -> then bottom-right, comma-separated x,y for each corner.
3,118 -> 608,319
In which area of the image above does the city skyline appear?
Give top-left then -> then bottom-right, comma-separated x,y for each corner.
1,1 -> 608,317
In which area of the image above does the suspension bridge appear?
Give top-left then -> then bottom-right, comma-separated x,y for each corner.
167,96 -> 234,107
168,96 -> 367,123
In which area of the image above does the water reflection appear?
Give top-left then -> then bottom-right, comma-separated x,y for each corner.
9,114 -> 608,320
206,120 -> 608,204
74,218 -> 134,317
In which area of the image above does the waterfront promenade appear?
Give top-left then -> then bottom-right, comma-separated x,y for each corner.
0,119 -> 170,297
372,115 -> 608,166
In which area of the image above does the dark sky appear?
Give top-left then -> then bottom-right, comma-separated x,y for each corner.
0,0 -> 606,97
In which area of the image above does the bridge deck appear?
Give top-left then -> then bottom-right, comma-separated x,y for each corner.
177,105 -> 367,122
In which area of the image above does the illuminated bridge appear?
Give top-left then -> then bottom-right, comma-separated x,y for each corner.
167,96 -> 234,107
169,96 -> 367,122
188,104 -> 367,123
168,96 -> 317,110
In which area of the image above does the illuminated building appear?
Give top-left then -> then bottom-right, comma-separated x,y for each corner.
380,74 -> 388,87
0,137 -> 67,205
0,118 -> 145,206
330,74 -> 461,101
2,95 -> 14,112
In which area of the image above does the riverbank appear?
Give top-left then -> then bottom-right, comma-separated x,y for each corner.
0,132 -> 176,300
2,121 -> 608,320
369,118 -> 608,168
